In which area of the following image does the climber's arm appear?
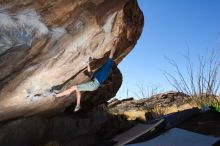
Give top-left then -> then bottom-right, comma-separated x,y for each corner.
87,57 -> 93,77
87,62 -> 92,73
109,37 -> 120,59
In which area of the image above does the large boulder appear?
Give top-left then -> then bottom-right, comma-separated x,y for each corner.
0,0 -> 144,121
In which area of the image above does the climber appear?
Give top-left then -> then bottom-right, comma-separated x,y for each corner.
55,37 -> 120,112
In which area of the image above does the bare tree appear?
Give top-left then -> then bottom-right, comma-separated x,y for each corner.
134,82 -> 162,99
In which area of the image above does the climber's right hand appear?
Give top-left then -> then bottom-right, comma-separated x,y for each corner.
112,37 -> 120,46
86,57 -> 93,65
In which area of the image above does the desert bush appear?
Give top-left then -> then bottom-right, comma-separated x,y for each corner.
147,105 -> 168,119
164,49 -> 220,107
108,107 -> 119,115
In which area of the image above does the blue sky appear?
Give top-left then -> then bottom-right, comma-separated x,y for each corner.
116,0 -> 220,99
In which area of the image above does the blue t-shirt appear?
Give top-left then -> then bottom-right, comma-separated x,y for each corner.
93,58 -> 113,84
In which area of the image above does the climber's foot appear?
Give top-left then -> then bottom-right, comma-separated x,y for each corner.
53,90 -> 60,94
74,104 -> 81,112
34,93 -> 41,96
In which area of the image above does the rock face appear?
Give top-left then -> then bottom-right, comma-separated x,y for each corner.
0,107 -> 133,146
0,0 -> 144,121
109,91 -> 189,110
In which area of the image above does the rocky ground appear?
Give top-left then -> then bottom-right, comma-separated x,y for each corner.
0,90 -> 219,146
108,91 -> 220,145
108,91 -> 195,122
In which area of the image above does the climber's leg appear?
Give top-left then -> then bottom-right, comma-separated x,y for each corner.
74,79 -> 100,112
74,89 -> 81,112
76,89 -> 81,106
56,86 -> 77,97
